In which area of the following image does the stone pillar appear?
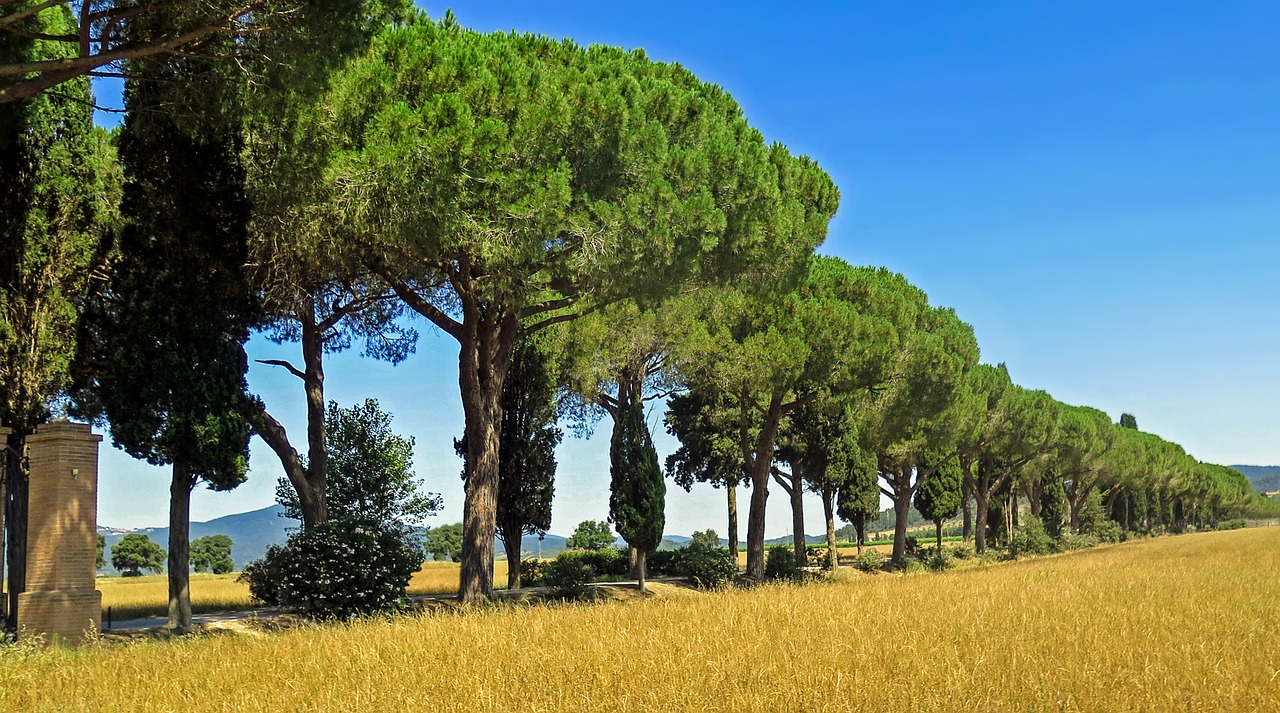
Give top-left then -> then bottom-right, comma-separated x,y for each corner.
17,421 -> 102,645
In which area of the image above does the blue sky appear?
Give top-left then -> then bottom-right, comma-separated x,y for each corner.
97,2 -> 1280,536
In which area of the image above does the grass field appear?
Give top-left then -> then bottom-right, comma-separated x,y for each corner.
6,528 -> 1278,711
98,561 -> 510,620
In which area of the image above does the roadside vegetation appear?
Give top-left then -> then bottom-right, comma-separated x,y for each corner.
7,529 -> 1278,712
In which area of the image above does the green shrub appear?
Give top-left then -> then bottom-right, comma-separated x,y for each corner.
1057,532 -> 1099,551
765,546 -> 801,581
544,557 -> 596,601
900,558 -> 928,574
518,559 -> 547,586
927,547 -> 956,571
554,547 -> 628,578
676,546 -> 737,589
805,545 -> 831,570
240,520 -> 422,619
1086,518 -> 1123,544
1010,516 -> 1054,558
948,543 -> 975,560
1216,519 -> 1246,531
855,549 -> 885,573
647,549 -> 681,577
904,535 -> 922,558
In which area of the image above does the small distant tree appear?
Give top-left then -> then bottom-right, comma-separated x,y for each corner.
566,521 -> 615,551
96,534 -> 107,569
112,534 -> 166,577
190,535 -> 235,574
1119,413 -> 1138,430
424,523 -> 464,562
689,529 -> 721,550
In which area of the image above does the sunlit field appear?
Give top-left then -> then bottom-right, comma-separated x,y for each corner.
8,528 -> 1277,711
97,561 -> 510,620
97,573 -> 256,621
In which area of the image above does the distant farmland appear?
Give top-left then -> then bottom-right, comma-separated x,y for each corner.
7,528 -> 1279,712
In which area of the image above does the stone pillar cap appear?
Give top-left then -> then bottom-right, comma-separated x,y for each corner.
27,421 -> 102,443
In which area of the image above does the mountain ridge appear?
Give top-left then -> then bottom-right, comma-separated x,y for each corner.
1229,465 -> 1280,494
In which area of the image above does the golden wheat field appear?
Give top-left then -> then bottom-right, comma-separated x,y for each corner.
97,561 -> 511,620
6,528 -> 1278,712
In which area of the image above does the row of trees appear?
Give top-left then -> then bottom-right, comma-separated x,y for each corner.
103,533 -> 233,577
3,4 -> 1275,634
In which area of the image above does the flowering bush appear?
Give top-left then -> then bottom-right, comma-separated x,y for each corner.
240,519 -> 423,619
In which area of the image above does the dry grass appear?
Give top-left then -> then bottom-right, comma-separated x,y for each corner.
97,561 -> 510,620
5,528 -> 1278,711
98,573 -> 257,621
407,560 -> 509,596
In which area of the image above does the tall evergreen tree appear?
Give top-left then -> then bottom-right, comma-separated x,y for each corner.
914,452 -> 964,553
74,56 -> 255,634
0,4 -> 119,634
609,394 -> 666,592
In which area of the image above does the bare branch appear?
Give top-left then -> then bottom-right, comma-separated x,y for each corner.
255,358 -> 306,381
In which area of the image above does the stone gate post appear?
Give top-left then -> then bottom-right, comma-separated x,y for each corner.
17,421 -> 103,644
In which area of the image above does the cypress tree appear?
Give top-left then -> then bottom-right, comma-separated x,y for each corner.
609,394 -> 666,592
75,55 -> 256,634
914,452 -> 964,554
1,5 -> 119,633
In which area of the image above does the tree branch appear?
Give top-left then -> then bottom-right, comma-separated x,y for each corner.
255,359 -> 306,381
365,258 -> 463,340
0,0 -> 64,30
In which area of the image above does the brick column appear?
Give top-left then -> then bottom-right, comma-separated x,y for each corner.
18,421 -> 103,645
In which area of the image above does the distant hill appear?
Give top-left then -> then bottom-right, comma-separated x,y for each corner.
98,504 -> 297,574
1229,465 -> 1280,494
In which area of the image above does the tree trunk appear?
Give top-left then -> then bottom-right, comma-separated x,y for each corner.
743,396 -> 784,581
455,302 -> 519,603
500,528 -> 522,590
458,383 -> 502,602
890,488 -> 912,566
249,306 -> 328,530
628,545 -> 640,580
936,519 -> 943,552
298,312 -> 328,527
251,406 -> 325,529
2,434 -> 26,635
1067,488 -> 1084,533
167,463 -> 196,634
772,469 -> 805,567
726,483 -> 738,562
974,487 -> 990,554
962,478 -> 974,542
1027,481 -> 1042,518
636,549 -> 647,593
745,468 -> 770,580
854,516 -> 866,555
822,486 -> 838,569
